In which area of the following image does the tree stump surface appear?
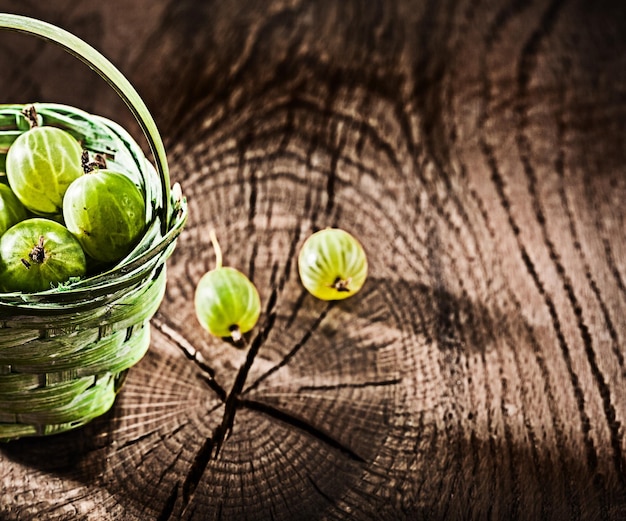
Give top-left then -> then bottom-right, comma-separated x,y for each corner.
1,1 -> 625,519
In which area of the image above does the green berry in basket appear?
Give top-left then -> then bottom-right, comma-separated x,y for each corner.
63,169 -> 146,263
0,183 -> 28,236
297,228 -> 368,301
194,230 -> 261,342
0,217 -> 86,293
6,126 -> 83,215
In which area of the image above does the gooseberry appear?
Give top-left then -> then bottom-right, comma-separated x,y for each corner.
0,183 -> 28,236
6,126 -> 83,215
297,227 -> 368,301
194,230 -> 261,341
0,217 -> 86,293
63,169 -> 146,263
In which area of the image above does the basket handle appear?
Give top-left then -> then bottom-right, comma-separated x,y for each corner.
0,13 -> 172,235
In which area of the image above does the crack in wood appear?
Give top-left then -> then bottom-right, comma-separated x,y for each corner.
308,475 -> 336,506
163,287 -> 368,517
297,378 -> 402,392
117,429 -> 159,451
240,397 -> 366,464
278,229 -> 302,293
211,290 -> 279,453
199,375 -> 227,402
156,480 -> 180,521
181,435 -> 218,510
172,290 -> 278,518
284,288 -> 310,329
152,315 -> 227,400
243,301 -> 334,395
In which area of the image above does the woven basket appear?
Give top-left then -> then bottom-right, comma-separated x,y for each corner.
0,15 -> 187,440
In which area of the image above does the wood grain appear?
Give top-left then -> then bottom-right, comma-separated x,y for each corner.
0,0 -> 625,519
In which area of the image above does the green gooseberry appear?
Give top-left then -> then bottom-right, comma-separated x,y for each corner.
0,217 -> 86,293
298,227 -> 368,301
194,230 -> 261,342
6,126 -> 83,215
63,169 -> 146,263
0,183 -> 28,236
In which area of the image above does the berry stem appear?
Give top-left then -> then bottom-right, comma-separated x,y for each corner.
209,229 -> 223,270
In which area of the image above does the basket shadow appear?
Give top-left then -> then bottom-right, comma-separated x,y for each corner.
0,404 -> 119,475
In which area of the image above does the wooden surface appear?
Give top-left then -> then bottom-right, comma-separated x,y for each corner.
1,1 -> 625,519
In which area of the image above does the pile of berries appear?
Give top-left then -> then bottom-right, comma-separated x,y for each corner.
0,106 -> 146,293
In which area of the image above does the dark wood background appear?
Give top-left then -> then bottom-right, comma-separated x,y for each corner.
1,1 -> 625,519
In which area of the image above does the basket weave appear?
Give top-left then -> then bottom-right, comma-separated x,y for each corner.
0,17 -> 187,440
